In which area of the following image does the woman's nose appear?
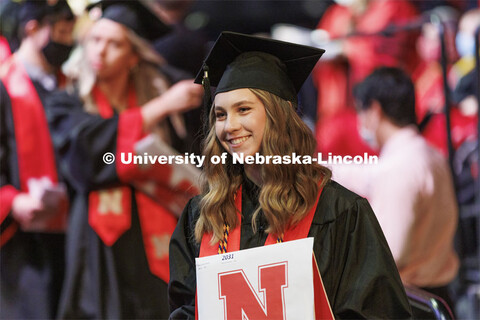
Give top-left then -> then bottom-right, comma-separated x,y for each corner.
95,41 -> 107,57
224,114 -> 241,133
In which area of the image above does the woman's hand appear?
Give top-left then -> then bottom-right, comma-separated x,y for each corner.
11,190 -> 67,231
141,80 -> 204,131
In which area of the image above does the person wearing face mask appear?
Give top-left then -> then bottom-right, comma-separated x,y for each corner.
45,1 -> 204,318
452,8 -> 480,80
451,8 -> 480,116
169,32 -> 413,319
411,6 -> 478,159
413,7 -> 459,122
411,6 -> 463,157
0,0 -> 75,319
333,67 -> 459,308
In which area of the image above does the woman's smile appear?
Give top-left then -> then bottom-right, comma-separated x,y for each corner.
228,135 -> 251,147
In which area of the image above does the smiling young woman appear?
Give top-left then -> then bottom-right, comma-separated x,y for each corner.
200,87 -> 329,243
168,32 -> 413,319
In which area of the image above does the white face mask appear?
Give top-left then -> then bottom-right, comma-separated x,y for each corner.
359,126 -> 378,150
456,32 -> 476,58
333,0 -> 356,7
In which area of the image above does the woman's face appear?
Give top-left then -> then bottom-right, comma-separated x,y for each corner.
85,19 -> 138,80
214,88 -> 267,157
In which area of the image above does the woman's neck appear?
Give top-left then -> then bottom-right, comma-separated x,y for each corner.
96,73 -> 130,112
16,40 -> 52,74
244,164 -> 263,187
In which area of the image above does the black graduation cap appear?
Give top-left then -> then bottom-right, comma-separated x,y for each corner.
87,0 -> 171,41
17,0 -> 73,27
194,31 -> 325,105
18,0 -> 51,25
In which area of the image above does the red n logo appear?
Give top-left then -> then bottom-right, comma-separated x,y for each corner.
218,262 -> 288,320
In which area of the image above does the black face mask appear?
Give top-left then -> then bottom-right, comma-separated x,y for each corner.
42,40 -> 73,68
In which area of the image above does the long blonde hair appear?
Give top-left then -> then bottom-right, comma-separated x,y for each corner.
195,89 -> 331,243
62,20 -> 170,111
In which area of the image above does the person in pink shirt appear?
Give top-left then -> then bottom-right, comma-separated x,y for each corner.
333,67 -> 459,307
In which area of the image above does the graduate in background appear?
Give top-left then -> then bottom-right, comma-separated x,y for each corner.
0,0 -> 75,318
168,31 -> 412,319
312,0 -> 419,158
450,8 -> 480,94
412,6 -> 477,157
46,1 -> 203,318
412,6 -> 459,156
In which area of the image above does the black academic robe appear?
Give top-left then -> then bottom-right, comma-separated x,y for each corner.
0,79 -> 65,319
46,88 -> 200,320
168,178 -> 413,319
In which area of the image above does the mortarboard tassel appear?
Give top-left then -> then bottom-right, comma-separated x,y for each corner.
202,64 -> 212,132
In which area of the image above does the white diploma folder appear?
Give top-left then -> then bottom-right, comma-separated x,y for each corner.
196,238 -> 317,320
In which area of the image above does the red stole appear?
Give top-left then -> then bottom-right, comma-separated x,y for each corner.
0,56 -> 66,241
198,185 -> 334,319
0,36 -> 12,65
87,86 -> 176,283
0,186 -> 19,246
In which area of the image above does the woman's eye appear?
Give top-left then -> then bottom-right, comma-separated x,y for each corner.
215,112 -> 226,120
239,107 -> 250,113
111,41 -> 122,48
90,36 -> 101,44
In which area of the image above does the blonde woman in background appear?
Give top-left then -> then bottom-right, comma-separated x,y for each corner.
46,1 -> 203,318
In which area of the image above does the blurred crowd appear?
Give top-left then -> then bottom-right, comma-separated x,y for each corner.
0,0 -> 479,319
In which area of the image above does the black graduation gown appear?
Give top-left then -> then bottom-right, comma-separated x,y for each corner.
0,80 -> 65,319
46,89 -> 196,320
168,178 -> 413,319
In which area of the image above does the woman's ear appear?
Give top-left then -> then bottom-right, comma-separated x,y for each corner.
130,54 -> 140,71
24,20 -> 40,37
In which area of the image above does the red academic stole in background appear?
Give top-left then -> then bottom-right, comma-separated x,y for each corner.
0,56 -> 66,245
88,86 -> 177,282
198,184 -> 334,320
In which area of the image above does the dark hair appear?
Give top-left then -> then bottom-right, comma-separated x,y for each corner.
17,0 -> 74,40
353,67 -> 417,127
